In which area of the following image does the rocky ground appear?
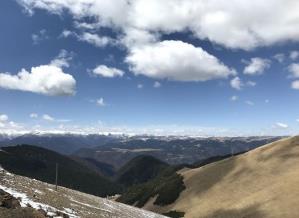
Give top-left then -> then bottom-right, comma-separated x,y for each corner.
0,166 -> 166,218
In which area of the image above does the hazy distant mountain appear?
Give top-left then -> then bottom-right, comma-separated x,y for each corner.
0,133 -> 125,154
74,136 -> 283,169
0,133 -> 13,142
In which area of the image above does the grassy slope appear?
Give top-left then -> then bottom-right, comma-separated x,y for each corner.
145,136 -> 299,218
0,168 -> 166,218
0,145 -> 122,197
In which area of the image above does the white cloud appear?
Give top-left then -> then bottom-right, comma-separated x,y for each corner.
0,65 -> 76,96
126,40 -> 235,82
50,49 -> 73,68
243,58 -> 271,75
245,100 -> 254,106
96,98 -> 106,107
32,29 -> 48,44
289,64 -> 299,91
291,80 -> 299,90
137,84 -> 143,89
56,119 -> 71,123
9,121 -> 22,129
30,113 -> 38,118
290,51 -> 299,60
120,28 -> 159,48
288,63 -> 299,78
73,21 -> 101,30
60,29 -> 73,38
230,95 -> 238,101
0,114 -> 7,128
42,114 -> 70,122
78,32 -> 112,47
153,81 -> 161,88
60,30 -> 113,48
18,0 -> 299,50
273,53 -> 285,63
230,77 -> 243,90
246,81 -> 256,87
42,114 -> 54,121
0,114 -> 23,130
274,122 -> 288,129
92,65 -> 124,78
0,114 -> 8,123
230,77 -> 256,90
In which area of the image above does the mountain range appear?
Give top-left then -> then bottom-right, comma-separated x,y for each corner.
73,136 -> 283,169
1,134 -> 295,217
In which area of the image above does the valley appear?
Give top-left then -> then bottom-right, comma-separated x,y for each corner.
0,134 -> 296,218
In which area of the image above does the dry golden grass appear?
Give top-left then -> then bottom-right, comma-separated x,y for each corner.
145,136 -> 299,218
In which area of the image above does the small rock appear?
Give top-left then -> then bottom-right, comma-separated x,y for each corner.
0,192 -> 21,209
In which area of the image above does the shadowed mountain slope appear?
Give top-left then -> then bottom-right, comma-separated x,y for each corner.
116,155 -> 169,187
0,145 -> 122,197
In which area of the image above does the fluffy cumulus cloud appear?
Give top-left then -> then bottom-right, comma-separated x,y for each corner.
0,65 -> 76,96
92,65 -> 124,78
243,58 -> 271,75
230,77 -> 243,90
17,0 -> 299,50
126,40 -> 235,82
78,32 -> 112,47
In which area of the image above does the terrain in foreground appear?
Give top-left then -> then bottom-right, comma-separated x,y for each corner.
0,166 -> 165,218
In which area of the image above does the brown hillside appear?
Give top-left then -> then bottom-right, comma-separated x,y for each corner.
144,136 -> 299,218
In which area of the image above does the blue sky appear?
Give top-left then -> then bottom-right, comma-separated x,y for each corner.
1,0 -> 299,136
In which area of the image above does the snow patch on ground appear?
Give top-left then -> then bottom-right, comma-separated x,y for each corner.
0,184 -> 78,218
33,189 -> 44,195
